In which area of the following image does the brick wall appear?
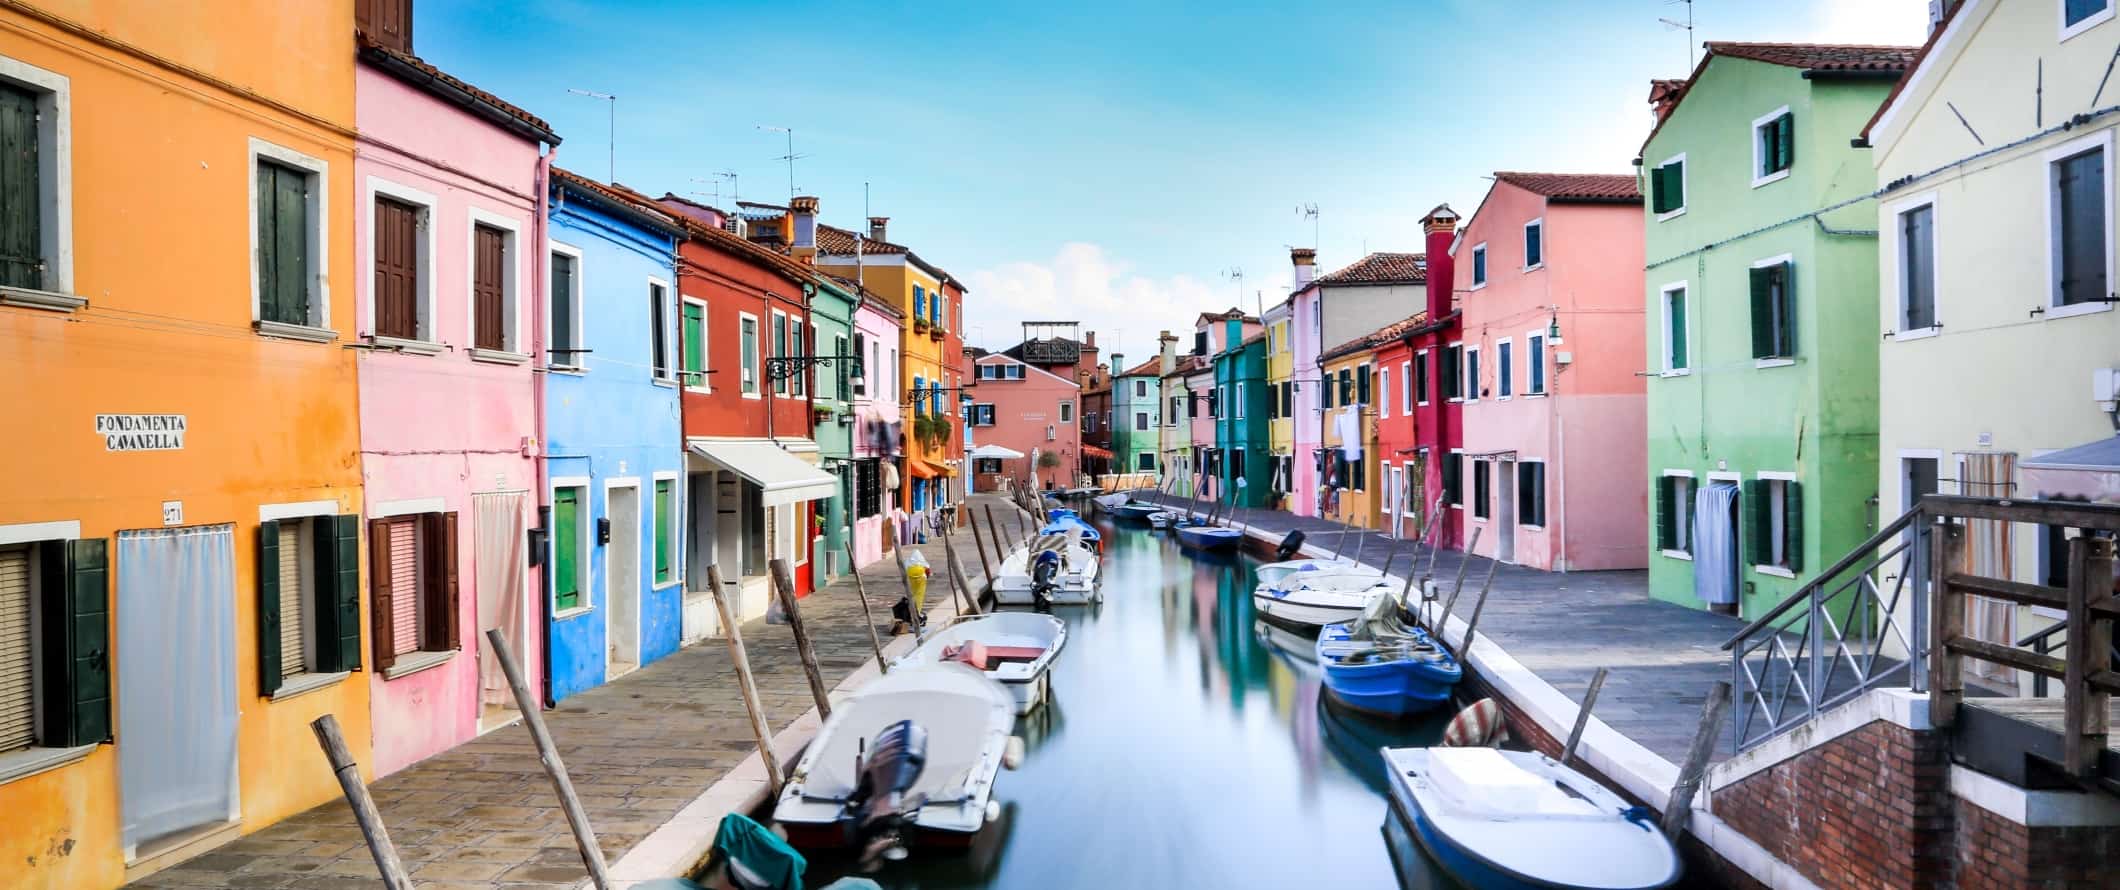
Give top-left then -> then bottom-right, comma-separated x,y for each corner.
1954,796 -> 2120,889
1714,720 -> 1954,889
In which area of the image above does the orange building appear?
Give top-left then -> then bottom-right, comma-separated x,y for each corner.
0,2 -> 370,886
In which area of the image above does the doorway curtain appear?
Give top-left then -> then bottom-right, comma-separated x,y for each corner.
475,492 -> 528,708
1693,483 -> 1740,607
1959,452 -> 2017,684
117,525 -> 237,851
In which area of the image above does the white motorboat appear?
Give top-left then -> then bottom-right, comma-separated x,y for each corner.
1091,491 -> 1133,512
775,664 -> 1016,852
896,612 -> 1067,715
992,533 -> 1102,604
1251,566 -> 1397,630
1253,557 -> 1366,590
1384,747 -> 1681,890
1146,510 -> 1177,529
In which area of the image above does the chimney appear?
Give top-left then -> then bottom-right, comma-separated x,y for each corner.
1084,330 -> 1096,349
1647,80 -> 1685,123
1111,353 -> 1125,380
1158,330 -> 1177,375
790,196 -> 819,263
868,216 -> 889,242
1422,204 -> 1460,320
1291,247 -> 1317,289
1928,0 -> 1960,35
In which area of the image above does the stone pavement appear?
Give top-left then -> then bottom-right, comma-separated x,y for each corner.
1137,491 -> 1744,765
127,497 -> 1016,890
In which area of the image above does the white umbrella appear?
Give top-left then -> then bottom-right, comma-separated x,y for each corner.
968,444 -> 1026,460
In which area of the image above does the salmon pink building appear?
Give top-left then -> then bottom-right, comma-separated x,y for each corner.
968,354 -> 1081,491
1451,173 -> 1646,571
352,38 -> 558,774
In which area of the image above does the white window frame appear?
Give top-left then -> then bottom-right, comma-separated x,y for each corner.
1754,470 -> 1799,578
365,176 -> 440,348
768,309 -> 790,396
1525,330 -> 1547,396
1750,105 -> 1793,189
649,279 -> 678,386
1135,411 -> 1149,431
739,311 -> 762,399
1415,350 -> 1431,406
1655,152 -> 1688,222
651,470 -> 684,590
1495,336 -> 1514,400
1659,281 -> 1691,375
1236,382 -> 1247,419
544,241 -> 585,371
1470,243 -> 1489,289
0,55 -> 74,310
462,207 -> 525,362
2062,0 -> 2116,42
1662,470 -> 1697,560
0,519 -> 95,781
256,500 -> 346,697
1059,400 -> 1074,423
1885,191 -> 1942,340
680,295 -> 709,392
1521,218 -> 1544,272
550,477 -> 595,616
1751,253 -> 1799,367
1463,345 -> 1481,403
2044,129 -> 2115,321
249,138 -> 331,335
1399,361 -> 1413,414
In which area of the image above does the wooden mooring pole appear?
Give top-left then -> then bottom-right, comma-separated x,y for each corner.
484,630 -> 613,890
1560,667 -> 1610,767
1661,680 -> 1733,838
707,563 -> 785,798
769,558 -> 833,720
1437,526 -> 1484,629
968,508 -> 999,598
843,545 -> 890,674
309,714 -> 414,890
1455,555 -> 1502,658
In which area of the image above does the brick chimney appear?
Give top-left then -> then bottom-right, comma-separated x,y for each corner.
790,196 -> 819,264
1291,247 -> 1317,289
1158,330 -> 1177,375
1422,204 -> 1459,320
1647,80 -> 1686,123
868,216 -> 889,242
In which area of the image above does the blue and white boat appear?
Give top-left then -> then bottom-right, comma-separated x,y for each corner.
1173,519 -> 1243,552
1315,619 -> 1460,718
1039,508 -> 1101,551
1384,746 -> 1681,890
1108,501 -> 1162,522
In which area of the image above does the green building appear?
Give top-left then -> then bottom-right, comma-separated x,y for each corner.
1110,352 -> 1164,475
1638,42 -> 1913,617
1214,325 -> 1273,508
809,273 -> 860,580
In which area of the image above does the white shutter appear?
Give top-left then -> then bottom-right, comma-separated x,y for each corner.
389,519 -> 420,656
278,521 -> 306,678
0,546 -> 35,752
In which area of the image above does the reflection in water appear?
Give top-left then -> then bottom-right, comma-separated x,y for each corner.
804,519 -> 1453,889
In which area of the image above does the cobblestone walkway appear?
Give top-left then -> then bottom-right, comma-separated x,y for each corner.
129,500 -> 1014,890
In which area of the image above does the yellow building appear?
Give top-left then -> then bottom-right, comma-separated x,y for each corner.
1318,346 -> 1380,530
1262,296 -> 1295,508
813,217 -> 966,512
0,3 -> 370,886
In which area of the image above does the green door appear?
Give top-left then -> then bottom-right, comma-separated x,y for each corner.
554,488 -> 580,610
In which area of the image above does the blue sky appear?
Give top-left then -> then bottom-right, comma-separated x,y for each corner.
418,0 -> 1927,360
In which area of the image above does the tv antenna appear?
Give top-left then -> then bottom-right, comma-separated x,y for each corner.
566,88 -> 617,182
1298,203 -> 1320,248
757,125 -> 807,199
1659,0 -> 1696,70
1221,268 -> 1247,314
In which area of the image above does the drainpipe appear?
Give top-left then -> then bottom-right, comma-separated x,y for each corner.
532,144 -> 554,706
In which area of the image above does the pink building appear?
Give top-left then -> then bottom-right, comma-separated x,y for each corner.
353,41 -> 557,774
1452,172 -> 1645,571
850,290 -> 904,569
1185,361 -> 1216,499
968,354 -> 1081,491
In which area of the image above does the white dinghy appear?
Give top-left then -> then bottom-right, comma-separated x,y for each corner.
896,612 -> 1067,715
775,664 -> 1017,853
1251,565 -> 1396,630
992,532 -> 1102,605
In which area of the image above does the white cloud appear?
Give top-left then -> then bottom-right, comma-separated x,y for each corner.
963,243 -> 1224,362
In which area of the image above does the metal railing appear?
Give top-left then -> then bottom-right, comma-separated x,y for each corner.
1721,505 -> 1929,752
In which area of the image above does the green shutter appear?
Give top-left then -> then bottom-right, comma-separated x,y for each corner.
320,514 -> 361,673
274,165 -> 308,324
1776,114 -> 1794,172
256,520 -> 283,696
682,302 -> 705,387
1749,267 -> 1775,359
1744,480 -> 1769,568
1785,481 -> 1804,573
39,538 -> 109,747
1668,290 -> 1687,369
1656,477 -> 1675,550
654,480 -> 673,583
256,164 -> 278,315
1777,263 -> 1796,357
0,84 -> 43,290
554,488 -> 580,610
1357,365 -> 1371,404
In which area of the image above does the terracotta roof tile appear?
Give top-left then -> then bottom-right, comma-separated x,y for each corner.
1704,41 -> 1920,72
358,39 -> 558,144
551,167 -> 681,234
1320,311 -> 1429,361
1116,356 -> 1164,378
1162,355 -> 1208,379
1314,252 -> 1426,286
1492,171 -> 1641,203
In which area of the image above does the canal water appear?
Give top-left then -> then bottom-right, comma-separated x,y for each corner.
807,517 -> 1454,888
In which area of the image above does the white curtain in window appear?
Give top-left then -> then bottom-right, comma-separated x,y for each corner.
1693,484 -> 1740,606
118,525 -> 237,850
475,492 -> 528,708
1960,452 -> 2017,684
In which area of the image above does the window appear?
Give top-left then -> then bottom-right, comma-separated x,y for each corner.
912,375 -> 925,415
1444,451 -> 1463,506
470,219 -> 516,353
371,511 -> 460,675
1059,401 -> 1074,423
2063,0 -> 2114,39
1338,369 -> 1353,406
549,247 -> 582,368
1657,474 -> 1696,555
1356,363 -> 1372,405
257,513 -> 363,696
1415,351 -> 1430,405
1660,283 -> 1689,372
1526,333 -> 1546,395
1748,476 -> 1804,574
1522,219 -> 1543,269
254,155 -> 324,329
1442,344 -> 1463,400
966,403 -> 992,426
1008,364 -> 1024,380
830,333 -> 849,400
1400,362 -> 1412,414
650,282 -> 672,381
1135,379 -> 1148,398
1193,330 -> 1208,355
0,61 -> 74,305
852,332 -> 869,395
1464,347 -> 1481,402
1236,382 -> 1247,419
0,533 -> 110,758
1135,411 -> 1149,431
855,459 -> 882,519
653,478 -> 677,586
1379,366 -> 1389,418
1279,381 -> 1293,418
930,292 -> 944,328
1497,339 -> 1513,398
740,314 -> 760,396
1896,201 -> 1937,331
1753,108 -> 1794,185
2050,137 -> 2110,312
1517,462 -> 1547,527
679,298 -> 707,389
355,0 -> 413,51
1471,459 -> 1491,519
913,285 -> 926,323
370,182 -> 436,344
1471,244 -> 1488,288
1651,154 -> 1686,218
771,312 -> 788,396
1136,452 -> 1156,472
1749,258 -> 1796,360
789,317 -> 806,397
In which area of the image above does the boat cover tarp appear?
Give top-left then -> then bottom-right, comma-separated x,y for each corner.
713,812 -> 805,890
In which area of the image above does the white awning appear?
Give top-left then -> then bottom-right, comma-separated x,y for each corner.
687,439 -> 838,507
968,443 -> 1025,460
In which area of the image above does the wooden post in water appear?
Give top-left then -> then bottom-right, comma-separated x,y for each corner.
1455,555 -> 1503,658
843,545 -> 890,674
707,564 -> 786,798
769,558 -> 833,720
969,507 -> 1000,594
1661,680 -> 1733,838
483,630 -> 613,890
940,526 -> 979,616
1437,526 -> 1484,628
1560,667 -> 1610,767
309,714 -> 414,890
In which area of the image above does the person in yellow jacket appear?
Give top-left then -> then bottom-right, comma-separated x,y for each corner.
893,550 -> 930,634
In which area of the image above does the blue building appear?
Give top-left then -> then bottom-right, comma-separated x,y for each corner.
543,168 -> 687,701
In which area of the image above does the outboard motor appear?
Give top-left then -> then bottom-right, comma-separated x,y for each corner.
1275,529 -> 1307,561
847,720 -> 930,858
1030,549 -> 1062,613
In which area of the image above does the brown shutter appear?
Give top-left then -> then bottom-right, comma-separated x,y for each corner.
373,198 -> 419,340
368,517 -> 396,670
423,512 -> 459,651
355,0 -> 412,53
473,224 -> 505,351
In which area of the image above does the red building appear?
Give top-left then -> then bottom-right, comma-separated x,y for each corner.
1403,206 -> 1465,549
1366,312 -> 1429,539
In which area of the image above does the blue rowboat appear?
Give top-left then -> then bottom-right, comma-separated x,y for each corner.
1173,520 -> 1243,552
1315,622 -> 1461,718
1039,509 -> 1101,549
1384,747 -> 1680,890
1108,502 -> 1162,522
